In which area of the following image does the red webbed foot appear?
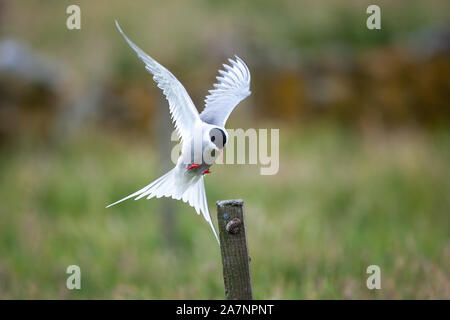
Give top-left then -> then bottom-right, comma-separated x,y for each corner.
187,164 -> 200,170
202,169 -> 211,175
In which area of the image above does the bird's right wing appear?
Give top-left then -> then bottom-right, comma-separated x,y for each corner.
115,21 -> 200,143
200,56 -> 251,127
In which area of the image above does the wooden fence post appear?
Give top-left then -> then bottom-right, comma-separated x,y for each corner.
217,199 -> 253,300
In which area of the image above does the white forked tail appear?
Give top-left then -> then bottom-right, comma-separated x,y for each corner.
106,168 -> 219,244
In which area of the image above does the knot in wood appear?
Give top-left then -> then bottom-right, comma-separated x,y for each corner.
226,217 -> 242,234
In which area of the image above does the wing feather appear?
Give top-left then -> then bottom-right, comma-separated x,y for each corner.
200,56 -> 251,127
115,20 -> 200,143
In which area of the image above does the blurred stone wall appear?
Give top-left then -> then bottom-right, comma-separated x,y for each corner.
0,28 -> 449,145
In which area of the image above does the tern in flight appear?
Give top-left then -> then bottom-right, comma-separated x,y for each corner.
107,21 -> 251,243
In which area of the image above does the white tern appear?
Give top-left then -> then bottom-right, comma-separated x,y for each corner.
107,21 -> 251,243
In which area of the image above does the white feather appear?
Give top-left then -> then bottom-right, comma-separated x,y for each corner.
115,20 -> 201,145
200,56 -> 251,127
106,168 -> 219,243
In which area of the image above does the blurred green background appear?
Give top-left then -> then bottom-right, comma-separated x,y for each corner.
0,0 -> 449,299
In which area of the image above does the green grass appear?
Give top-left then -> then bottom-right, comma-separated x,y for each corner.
0,125 -> 448,299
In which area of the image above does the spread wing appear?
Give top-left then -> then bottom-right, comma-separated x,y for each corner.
200,56 -> 251,127
115,21 -> 200,143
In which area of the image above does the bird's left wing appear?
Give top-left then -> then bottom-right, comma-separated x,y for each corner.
115,21 -> 200,143
200,56 -> 251,127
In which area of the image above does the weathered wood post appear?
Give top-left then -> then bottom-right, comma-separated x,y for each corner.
217,199 -> 253,300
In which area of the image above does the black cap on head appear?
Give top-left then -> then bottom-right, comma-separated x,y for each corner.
209,128 -> 227,149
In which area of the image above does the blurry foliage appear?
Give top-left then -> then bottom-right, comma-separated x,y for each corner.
0,127 -> 448,298
0,0 -> 449,143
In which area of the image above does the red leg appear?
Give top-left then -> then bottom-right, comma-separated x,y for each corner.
187,164 -> 200,170
202,169 -> 211,175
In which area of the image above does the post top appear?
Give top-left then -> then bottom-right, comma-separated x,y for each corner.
216,199 -> 244,207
